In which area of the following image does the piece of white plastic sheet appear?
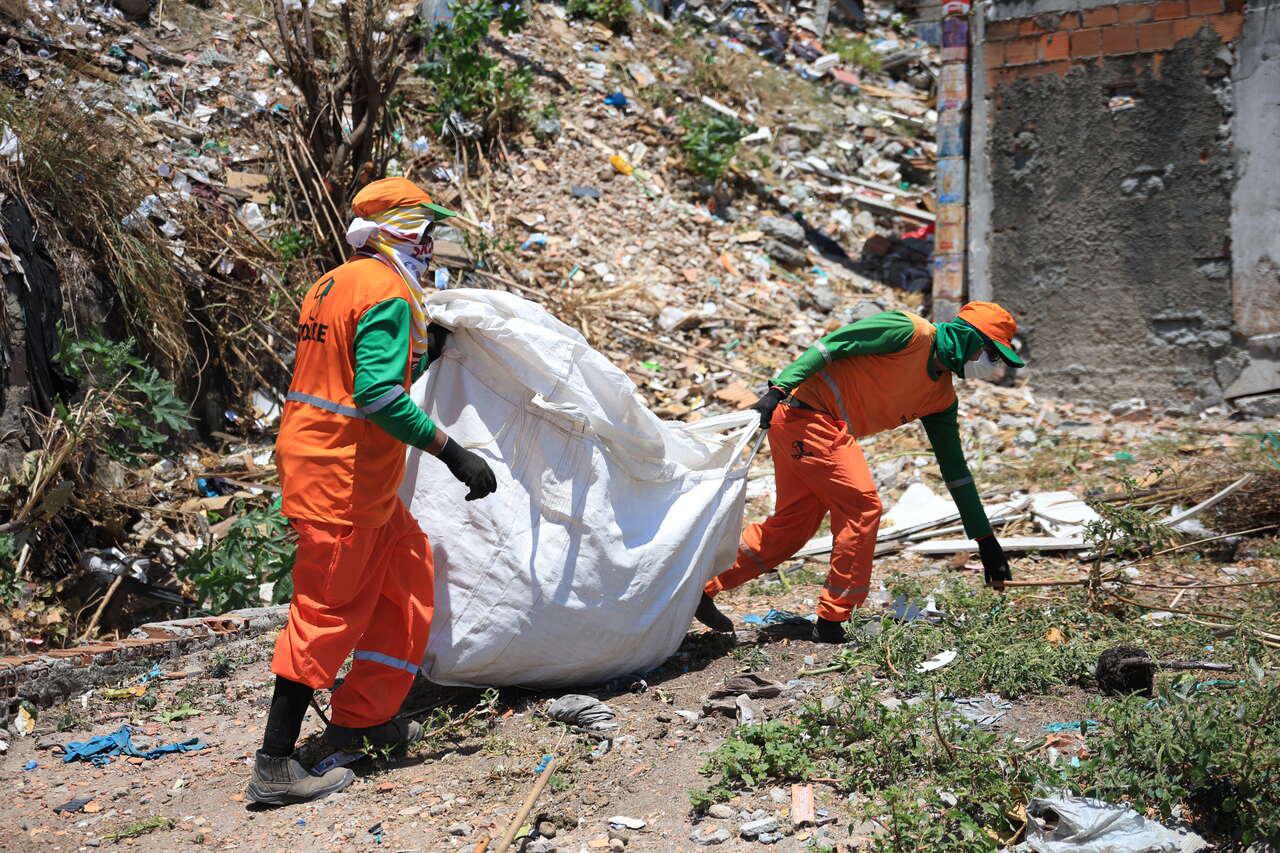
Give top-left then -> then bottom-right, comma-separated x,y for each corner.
1018,794 -> 1208,853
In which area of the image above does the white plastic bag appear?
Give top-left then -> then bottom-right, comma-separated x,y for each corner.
400,289 -> 757,688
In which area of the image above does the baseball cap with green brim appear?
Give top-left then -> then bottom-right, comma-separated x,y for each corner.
423,202 -> 458,220
958,318 -> 1025,367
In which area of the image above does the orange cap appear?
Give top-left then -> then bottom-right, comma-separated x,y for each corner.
351,177 -> 457,221
957,301 -> 1025,366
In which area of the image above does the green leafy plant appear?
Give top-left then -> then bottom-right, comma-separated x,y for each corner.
273,229 -> 314,264
565,0 -> 632,30
824,34 -> 882,72
0,533 -> 20,605
678,108 -> 748,183
1069,674 -> 1280,845
415,0 -> 531,139
178,500 -> 295,613
55,328 -> 190,460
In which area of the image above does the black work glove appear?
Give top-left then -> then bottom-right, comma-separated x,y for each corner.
977,534 -> 1012,591
436,437 -> 497,501
425,322 -> 450,366
750,386 -> 786,429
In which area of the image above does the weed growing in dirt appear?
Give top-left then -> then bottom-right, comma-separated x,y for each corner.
825,581 -> 1226,699
415,0 -> 531,140
56,328 -> 190,461
678,108 -> 748,183
102,816 -> 173,843
1069,675 -> 1280,845
732,644 -> 771,671
0,533 -> 19,604
178,500 -> 294,613
566,0 -> 632,29
692,682 -> 1059,844
824,34 -> 882,72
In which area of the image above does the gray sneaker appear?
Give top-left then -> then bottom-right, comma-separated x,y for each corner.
246,751 -> 354,806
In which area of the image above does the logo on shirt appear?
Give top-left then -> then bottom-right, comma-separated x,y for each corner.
791,441 -> 810,460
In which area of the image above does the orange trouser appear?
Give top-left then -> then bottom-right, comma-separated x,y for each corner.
271,498 -> 434,729
704,404 -> 882,621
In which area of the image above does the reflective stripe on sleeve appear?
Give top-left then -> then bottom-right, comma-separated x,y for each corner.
946,476 -> 974,489
814,340 -> 833,364
360,384 -> 405,415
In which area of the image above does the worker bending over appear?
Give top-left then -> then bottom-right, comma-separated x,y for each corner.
247,178 -> 497,805
695,302 -> 1023,643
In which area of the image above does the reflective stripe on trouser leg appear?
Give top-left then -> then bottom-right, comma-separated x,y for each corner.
704,410 -> 828,597
329,501 -> 435,729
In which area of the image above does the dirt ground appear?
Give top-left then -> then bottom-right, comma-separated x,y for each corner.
0,550 -> 1104,853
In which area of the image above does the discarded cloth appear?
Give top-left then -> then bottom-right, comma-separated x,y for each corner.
546,695 -> 618,733
62,725 -> 205,766
1017,793 -> 1208,853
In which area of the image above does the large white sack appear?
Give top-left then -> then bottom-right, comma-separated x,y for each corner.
399,289 -> 757,688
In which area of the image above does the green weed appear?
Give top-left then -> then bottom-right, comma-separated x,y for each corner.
678,108 -> 748,183
102,816 -> 173,843
566,0 -> 632,30
415,0 -> 531,140
824,34 -> 882,72
0,533 -> 20,605
178,500 -> 295,613
55,328 -> 190,461
732,644 -> 771,671
1069,676 -> 1280,845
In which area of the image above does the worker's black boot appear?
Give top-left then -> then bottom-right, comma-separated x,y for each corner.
325,718 -> 423,754
694,593 -> 735,633
812,617 -> 847,644
246,751 -> 353,806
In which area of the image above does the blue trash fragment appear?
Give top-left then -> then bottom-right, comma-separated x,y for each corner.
534,753 -> 554,774
1044,720 -> 1097,733
62,725 -> 205,767
138,663 -> 163,684
520,233 -> 548,251
23,760 -> 37,771
603,92 -> 628,107
741,609 -> 814,626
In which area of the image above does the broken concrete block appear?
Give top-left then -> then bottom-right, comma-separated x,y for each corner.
758,216 -> 806,247
739,816 -> 779,838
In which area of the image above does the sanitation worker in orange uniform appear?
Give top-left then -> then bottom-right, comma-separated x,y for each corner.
694,302 -> 1024,643
246,178 -> 497,805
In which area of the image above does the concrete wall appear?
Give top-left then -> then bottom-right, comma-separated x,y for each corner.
969,0 -> 1279,411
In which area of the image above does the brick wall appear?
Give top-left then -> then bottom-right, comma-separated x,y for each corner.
984,0 -> 1245,86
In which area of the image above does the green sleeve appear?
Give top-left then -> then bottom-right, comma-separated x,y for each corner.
773,311 -> 917,390
353,298 -> 438,450
920,402 -> 992,539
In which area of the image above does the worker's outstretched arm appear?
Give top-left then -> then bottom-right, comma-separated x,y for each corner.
920,402 -> 1011,589
772,311 -> 917,390
353,299 -> 496,500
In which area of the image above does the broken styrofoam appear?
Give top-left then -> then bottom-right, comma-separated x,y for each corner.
915,649 -> 957,672
1017,793 -> 1208,853
1030,492 -> 1101,538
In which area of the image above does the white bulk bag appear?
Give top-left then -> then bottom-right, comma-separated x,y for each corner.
399,289 -> 757,688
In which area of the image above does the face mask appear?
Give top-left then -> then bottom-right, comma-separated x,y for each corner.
399,235 -> 434,283
965,350 -> 1001,382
